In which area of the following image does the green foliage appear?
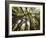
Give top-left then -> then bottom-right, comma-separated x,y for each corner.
12,7 -> 40,31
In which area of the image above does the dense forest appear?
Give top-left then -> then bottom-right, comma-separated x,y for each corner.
12,7 -> 40,31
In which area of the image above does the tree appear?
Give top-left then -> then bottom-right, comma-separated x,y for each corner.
12,7 -> 40,31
